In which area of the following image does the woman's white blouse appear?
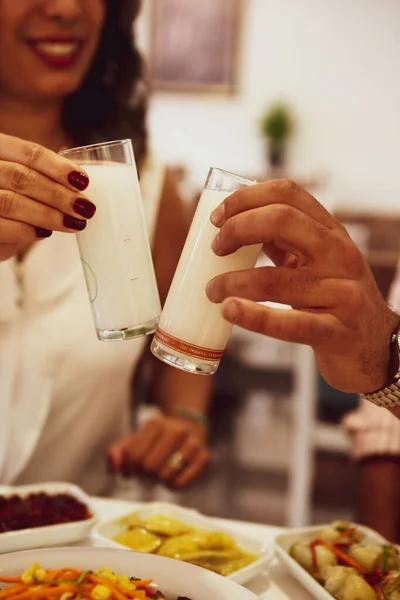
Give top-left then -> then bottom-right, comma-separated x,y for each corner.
0,153 -> 165,495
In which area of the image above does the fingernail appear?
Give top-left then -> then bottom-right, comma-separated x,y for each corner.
223,299 -> 241,323
68,171 -> 89,191
211,233 -> 221,254
211,203 -> 225,227
35,227 -> 53,239
73,198 -> 96,219
63,215 -> 87,231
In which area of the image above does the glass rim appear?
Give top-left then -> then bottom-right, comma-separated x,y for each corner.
59,138 -> 131,157
208,167 -> 257,186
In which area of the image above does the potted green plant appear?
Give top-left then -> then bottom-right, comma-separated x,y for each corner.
260,101 -> 294,169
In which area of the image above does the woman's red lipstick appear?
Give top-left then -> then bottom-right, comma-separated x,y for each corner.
27,38 -> 84,68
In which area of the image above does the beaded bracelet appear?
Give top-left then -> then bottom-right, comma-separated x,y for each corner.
169,407 -> 209,429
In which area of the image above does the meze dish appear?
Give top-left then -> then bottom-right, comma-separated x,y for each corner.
0,564 -> 192,600
290,520 -> 400,600
0,492 -> 92,533
112,513 -> 258,576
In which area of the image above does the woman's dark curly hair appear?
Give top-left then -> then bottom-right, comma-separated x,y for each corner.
63,0 -> 148,164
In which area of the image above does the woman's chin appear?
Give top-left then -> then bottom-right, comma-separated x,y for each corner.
31,75 -> 84,101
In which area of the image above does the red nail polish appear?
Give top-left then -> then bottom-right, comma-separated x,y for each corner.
73,198 -> 96,219
35,227 -> 53,238
63,215 -> 87,231
68,171 -> 89,191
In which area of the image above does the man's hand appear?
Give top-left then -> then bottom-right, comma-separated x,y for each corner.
107,415 -> 210,489
206,179 -> 399,394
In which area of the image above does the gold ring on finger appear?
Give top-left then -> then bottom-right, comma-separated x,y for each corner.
169,451 -> 186,471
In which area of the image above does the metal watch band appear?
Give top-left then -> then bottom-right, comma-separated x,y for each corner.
362,381 -> 400,408
362,323 -> 400,408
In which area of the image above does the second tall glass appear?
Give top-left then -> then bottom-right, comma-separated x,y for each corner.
151,167 -> 261,374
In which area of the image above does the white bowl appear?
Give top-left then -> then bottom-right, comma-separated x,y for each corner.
91,501 -> 272,585
0,546 -> 260,600
275,523 -> 389,600
0,482 -> 96,554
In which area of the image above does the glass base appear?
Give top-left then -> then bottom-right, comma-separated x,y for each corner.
151,337 -> 219,375
97,317 -> 158,342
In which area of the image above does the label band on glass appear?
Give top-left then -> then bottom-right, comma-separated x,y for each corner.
155,328 -> 223,362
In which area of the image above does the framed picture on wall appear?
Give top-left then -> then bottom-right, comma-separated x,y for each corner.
149,0 -> 242,93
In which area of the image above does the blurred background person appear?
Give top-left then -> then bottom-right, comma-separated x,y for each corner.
342,260 -> 400,542
0,0 -> 212,496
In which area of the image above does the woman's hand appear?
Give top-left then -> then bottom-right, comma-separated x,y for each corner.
107,415 -> 211,489
0,133 -> 96,260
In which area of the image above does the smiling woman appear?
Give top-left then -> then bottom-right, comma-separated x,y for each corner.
0,1 -> 148,160
0,0 -> 105,102
0,0 -> 212,495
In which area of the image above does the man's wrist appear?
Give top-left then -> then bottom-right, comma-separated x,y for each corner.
361,320 -> 400,408
358,313 -> 400,394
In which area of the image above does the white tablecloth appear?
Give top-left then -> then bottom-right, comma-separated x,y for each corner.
90,497 -> 312,600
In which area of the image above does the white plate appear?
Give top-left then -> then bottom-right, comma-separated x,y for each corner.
91,501 -> 272,585
0,546 -> 259,600
0,482 -> 96,554
275,523 -> 389,600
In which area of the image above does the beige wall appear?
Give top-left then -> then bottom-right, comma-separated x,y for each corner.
137,0 -> 400,215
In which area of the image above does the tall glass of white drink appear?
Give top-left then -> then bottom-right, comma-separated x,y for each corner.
60,139 -> 161,341
151,167 -> 261,374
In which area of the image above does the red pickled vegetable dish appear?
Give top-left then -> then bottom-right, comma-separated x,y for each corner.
0,493 -> 91,532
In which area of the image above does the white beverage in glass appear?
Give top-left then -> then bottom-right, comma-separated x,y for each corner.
151,168 -> 261,374
60,140 -> 161,341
